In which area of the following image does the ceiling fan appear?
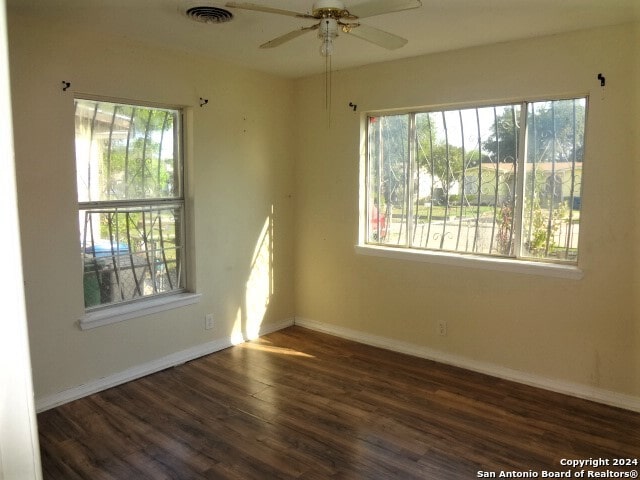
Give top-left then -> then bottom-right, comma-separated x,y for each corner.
225,0 -> 423,56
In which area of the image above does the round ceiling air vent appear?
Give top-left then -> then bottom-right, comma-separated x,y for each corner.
185,6 -> 234,24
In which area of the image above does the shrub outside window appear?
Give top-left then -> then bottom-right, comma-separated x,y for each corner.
365,97 -> 587,264
75,98 -> 186,310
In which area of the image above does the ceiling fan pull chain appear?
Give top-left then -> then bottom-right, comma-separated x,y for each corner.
329,54 -> 333,124
325,52 -> 333,127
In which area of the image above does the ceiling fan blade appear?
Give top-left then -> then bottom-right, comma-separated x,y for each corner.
346,23 -> 408,50
347,0 -> 422,19
259,25 -> 319,49
225,2 -> 314,19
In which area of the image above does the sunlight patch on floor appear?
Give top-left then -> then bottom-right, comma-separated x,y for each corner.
239,342 -> 315,358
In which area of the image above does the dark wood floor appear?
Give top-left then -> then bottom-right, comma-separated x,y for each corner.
38,326 -> 640,479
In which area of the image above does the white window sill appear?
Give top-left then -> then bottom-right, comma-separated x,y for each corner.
79,292 -> 202,330
355,245 -> 584,280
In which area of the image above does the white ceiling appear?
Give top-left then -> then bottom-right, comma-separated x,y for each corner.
8,0 -> 640,79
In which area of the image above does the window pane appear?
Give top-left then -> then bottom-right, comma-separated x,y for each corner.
80,204 -> 184,308
411,105 -> 520,256
521,98 -> 585,262
75,99 -> 180,202
76,98 -> 185,310
364,97 -> 585,265
367,115 -> 409,245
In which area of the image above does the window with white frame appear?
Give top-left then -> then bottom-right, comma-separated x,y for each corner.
75,98 -> 186,310
364,97 -> 587,264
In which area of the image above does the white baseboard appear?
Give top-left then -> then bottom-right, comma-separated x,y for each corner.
294,317 -> 640,413
35,318 -> 294,412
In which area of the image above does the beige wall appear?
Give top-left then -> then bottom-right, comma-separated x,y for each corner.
294,24 -> 640,397
8,13 -> 295,400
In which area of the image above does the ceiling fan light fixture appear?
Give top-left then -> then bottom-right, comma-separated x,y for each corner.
320,37 -> 334,56
318,18 -> 338,56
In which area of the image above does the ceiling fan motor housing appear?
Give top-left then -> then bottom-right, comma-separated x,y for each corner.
312,0 -> 349,18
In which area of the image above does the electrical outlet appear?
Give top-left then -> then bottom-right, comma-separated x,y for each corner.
437,320 -> 447,337
205,314 -> 214,330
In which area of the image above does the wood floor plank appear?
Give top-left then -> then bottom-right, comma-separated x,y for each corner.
38,326 -> 640,479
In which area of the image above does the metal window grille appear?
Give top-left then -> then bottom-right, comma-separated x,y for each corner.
75,98 -> 186,309
365,97 -> 586,264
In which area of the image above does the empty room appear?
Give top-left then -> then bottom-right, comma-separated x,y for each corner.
2,0 -> 640,478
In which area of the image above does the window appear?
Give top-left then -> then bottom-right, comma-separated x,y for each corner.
75,98 -> 186,310
364,97 -> 586,265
